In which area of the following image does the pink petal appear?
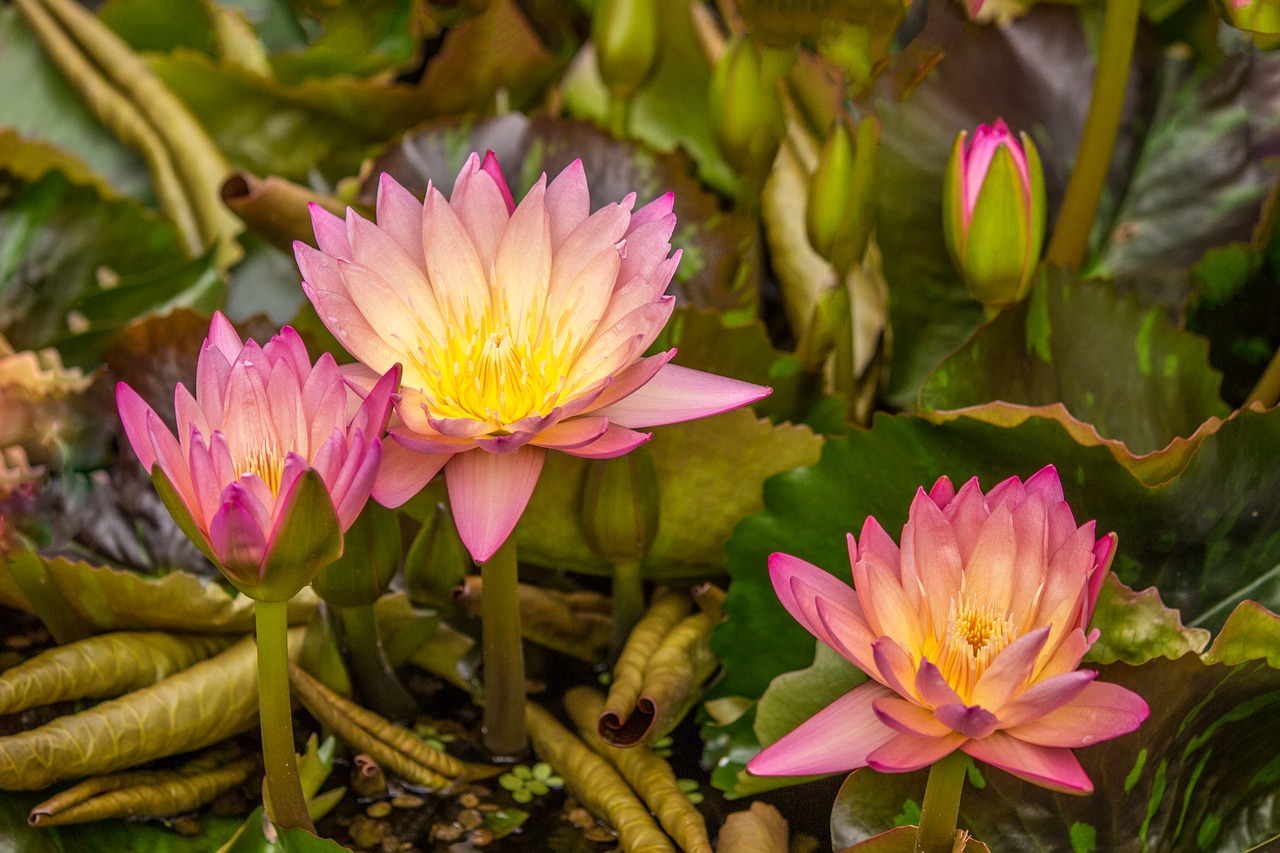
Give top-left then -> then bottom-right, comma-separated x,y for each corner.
208,482 -> 270,578
615,215 -> 676,287
450,152 -> 512,271
1023,465 -> 1064,504
941,477 -> 988,561
960,500 -> 1017,612
915,659 -> 964,708
375,173 -> 428,271
554,423 -> 652,458
855,555 -> 923,652
332,439 -> 381,529
901,489 -> 963,635
195,342 -> 232,429
445,445 -> 546,563
596,254 -> 679,334
479,150 -> 515,214
551,245 -> 622,343
116,383 -> 161,473
302,357 -> 348,456
747,683 -> 897,777
1003,681 -> 1148,748
933,703 -> 1000,739
354,365 -> 399,437
206,311 -> 244,364
493,177 -> 552,332
970,625 -> 1050,711
928,475 -> 956,508
815,598 -> 883,681
264,325 -> 313,385
526,416 -> 609,450
579,351 -> 673,414
997,669 -> 1096,729
421,186 -> 489,324
872,696 -> 950,738
544,159 -> 590,248
371,440 -> 451,507
591,363 -> 770,428
961,731 -> 1094,794
185,430 -> 222,528
626,191 -> 674,234
309,203 -> 351,258
472,431 -> 538,455
768,553 -> 865,654
867,731 -> 967,773
547,200 -> 632,316
346,214 -> 446,339
337,260 -> 433,359
301,281 -> 405,374
871,637 -> 919,699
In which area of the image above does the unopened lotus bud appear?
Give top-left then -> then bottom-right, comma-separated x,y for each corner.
580,445 -> 659,564
592,0 -> 659,99
709,36 -> 792,182
942,120 -> 1045,312
1219,0 -> 1280,35
312,503 -> 402,609
404,498 -> 472,610
806,115 -> 880,273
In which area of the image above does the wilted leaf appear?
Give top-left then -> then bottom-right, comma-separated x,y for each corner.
599,588 -> 692,743
453,575 -> 612,661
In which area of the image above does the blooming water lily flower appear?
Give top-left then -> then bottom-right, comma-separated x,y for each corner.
116,312 -> 398,601
295,153 -> 771,562
748,466 -> 1148,794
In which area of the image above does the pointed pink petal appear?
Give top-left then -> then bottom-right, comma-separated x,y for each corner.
209,482 -> 270,578
116,383 -> 161,472
346,215 -> 446,340
901,489 -> 963,635
961,500 -> 1017,612
145,409 -> 196,508
615,215 -> 676,287
871,637 -> 919,699
551,245 -> 622,343
591,363 -> 769,428
971,625 -> 1050,710
545,159 -> 590,248
309,203 -> 351,258
626,191 -> 674,234
941,477 -> 988,560
332,439 -> 381,529
376,173 -> 427,271
928,474 -> 956,508
915,659 -> 964,708
371,441 -> 450,507
596,254 -> 679,334
933,704 -> 999,739
446,446 -> 546,563
1023,465 -> 1064,504
526,416 -> 608,450
768,553 -> 864,653
302,281 -> 405,374
998,669 -> 1097,729
480,150 -> 515,213
578,351 -> 673,414
207,311 -> 244,363
747,683 -> 897,776
815,597 -> 883,680
450,152 -> 512,271
867,731 -> 967,773
547,200 -> 631,315
856,555 -> 923,652
961,732 -> 1094,794
472,431 -> 538,455
494,177 -> 552,330
1003,681 -> 1148,747
422,185 -> 489,324
186,430 -> 222,528
872,696 -> 950,738
554,423 -> 652,458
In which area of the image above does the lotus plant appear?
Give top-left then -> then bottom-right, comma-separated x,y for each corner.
943,120 -> 1046,315
116,312 -> 397,832
295,152 -> 770,752
747,466 -> 1148,852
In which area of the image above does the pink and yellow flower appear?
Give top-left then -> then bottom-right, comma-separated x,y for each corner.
116,312 -> 397,600
295,153 -> 770,562
748,466 -> 1148,793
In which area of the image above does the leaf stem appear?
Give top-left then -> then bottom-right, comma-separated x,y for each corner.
1044,0 -> 1141,269
913,750 -> 968,853
255,599 -> 312,832
338,603 -> 419,722
610,559 -> 645,662
481,537 -> 527,756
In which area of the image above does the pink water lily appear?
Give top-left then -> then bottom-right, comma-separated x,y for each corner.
116,312 -> 397,600
295,153 -> 770,562
748,466 -> 1148,794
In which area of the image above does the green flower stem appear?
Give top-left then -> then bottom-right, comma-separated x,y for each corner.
913,750 -> 968,853
481,537 -> 527,756
607,96 -> 630,138
1044,0 -> 1141,269
254,599 -> 312,832
338,603 -> 418,722
609,559 -> 645,661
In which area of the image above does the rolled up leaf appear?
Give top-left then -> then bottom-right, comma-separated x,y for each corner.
29,750 -> 259,826
566,687 -> 711,853
715,802 -> 789,853
220,173 -> 349,255
0,629 -> 302,790
601,586 -> 723,747
0,632 -> 234,714
288,663 -> 464,789
599,588 -> 693,744
453,576 -> 613,662
525,700 -> 674,853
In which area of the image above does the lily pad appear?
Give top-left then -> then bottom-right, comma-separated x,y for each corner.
829,603 -> 1280,852
919,269 -> 1230,455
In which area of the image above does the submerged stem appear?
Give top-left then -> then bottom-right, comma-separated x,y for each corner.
1044,0 -> 1141,269
254,600 -> 312,832
481,537 -> 527,756
913,750 -> 968,853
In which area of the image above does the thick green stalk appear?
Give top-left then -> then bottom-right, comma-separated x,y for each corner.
1044,0 -> 1142,269
481,537 -> 527,756
607,96 -> 630,138
913,751 -> 968,853
609,559 -> 645,662
338,603 -> 418,722
255,600 -> 312,832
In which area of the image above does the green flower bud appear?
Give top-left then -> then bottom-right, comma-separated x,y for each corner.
592,0 -> 660,99
580,445 -> 659,564
806,114 -> 880,273
311,502 -> 402,609
708,36 -> 793,182
403,497 -> 471,611
942,120 -> 1046,312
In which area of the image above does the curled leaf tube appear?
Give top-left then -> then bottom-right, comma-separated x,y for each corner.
565,687 -> 711,853
0,631 -> 234,714
600,586 -> 723,747
525,700 -> 675,853
288,663 -> 465,789
220,173 -> 350,255
453,576 -> 613,662
599,588 -> 692,743
0,630 -> 300,791
29,749 -> 260,826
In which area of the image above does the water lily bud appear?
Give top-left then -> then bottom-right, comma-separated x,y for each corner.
1219,0 -> 1280,35
806,114 -> 880,273
709,36 -> 792,182
942,120 -> 1045,312
311,503 -> 402,609
592,0 -> 659,99
403,497 -> 472,611
580,445 -> 659,564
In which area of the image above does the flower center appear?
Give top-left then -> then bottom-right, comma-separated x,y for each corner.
238,444 -> 286,496
934,595 -> 1017,703
411,313 -> 576,428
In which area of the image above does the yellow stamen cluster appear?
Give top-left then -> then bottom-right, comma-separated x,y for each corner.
238,445 -> 286,496
934,594 -> 1016,703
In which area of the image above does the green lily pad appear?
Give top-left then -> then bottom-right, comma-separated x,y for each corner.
919,269 -> 1230,455
1086,575 -> 1210,665
517,406 -> 822,578
829,603 -> 1280,852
